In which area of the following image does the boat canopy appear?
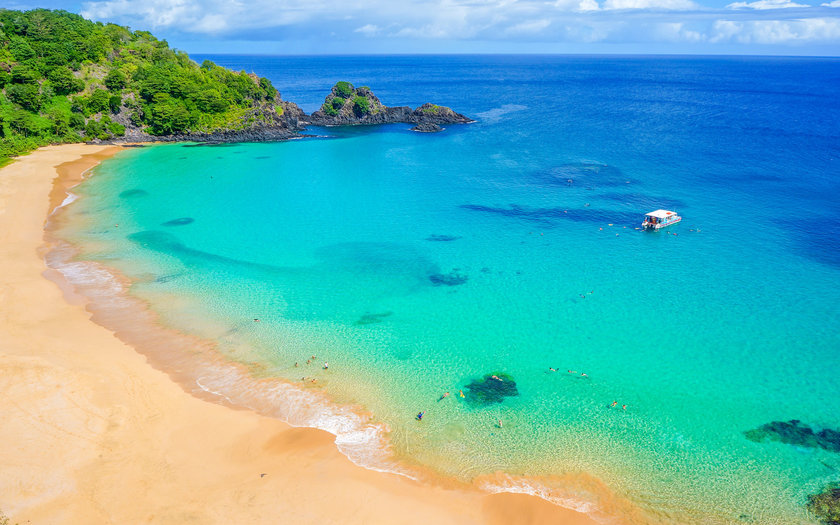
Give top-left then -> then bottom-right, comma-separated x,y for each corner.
645,209 -> 676,219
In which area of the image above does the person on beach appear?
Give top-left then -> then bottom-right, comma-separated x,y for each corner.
416,411 -> 425,421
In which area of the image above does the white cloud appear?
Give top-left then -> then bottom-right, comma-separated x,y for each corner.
602,0 -> 698,10
79,0 -> 840,48
504,18 -> 552,34
726,0 -> 810,9
354,24 -> 381,36
711,17 -> 840,42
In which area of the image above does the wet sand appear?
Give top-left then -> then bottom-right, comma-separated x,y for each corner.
0,144 -> 602,525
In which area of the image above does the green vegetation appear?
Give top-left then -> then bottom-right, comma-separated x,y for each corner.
334,81 -> 353,99
352,95 -> 370,117
0,8 -> 280,164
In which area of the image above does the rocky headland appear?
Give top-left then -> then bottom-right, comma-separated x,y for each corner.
105,82 -> 470,144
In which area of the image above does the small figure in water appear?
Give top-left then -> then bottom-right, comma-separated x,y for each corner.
549,367 -> 557,372
568,370 -> 576,374
439,392 -> 450,401
581,372 -> 588,378
622,404 -> 627,410
497,419 -> 503,428
459,390 -> 465,398
294,362 -> 299,368
610,400 -> 618,407
416,411 -> 425,421
323,362 -> 329,369
491,375 -> 503,382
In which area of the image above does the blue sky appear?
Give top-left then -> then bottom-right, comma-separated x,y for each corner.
6,0 -> 840,55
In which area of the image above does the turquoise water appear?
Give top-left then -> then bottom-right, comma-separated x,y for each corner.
54,56 -> 840,524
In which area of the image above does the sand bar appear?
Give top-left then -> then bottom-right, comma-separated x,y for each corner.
0,144 -> 603,525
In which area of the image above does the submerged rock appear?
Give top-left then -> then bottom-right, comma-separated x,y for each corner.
743,420 -> 840,452
161,217 -> 195,227
808,483 -> 840,525
429,270 -> 468,286
119,188 -> 149,198
411,122 -> 442,133
464,372 -> 518,406
425,234 -> 461,242
355,311 -> 393,325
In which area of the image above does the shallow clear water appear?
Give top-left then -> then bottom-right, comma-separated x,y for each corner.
56,55 -> 840,524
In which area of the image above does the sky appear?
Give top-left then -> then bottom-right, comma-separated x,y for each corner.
4,0 -> 840,55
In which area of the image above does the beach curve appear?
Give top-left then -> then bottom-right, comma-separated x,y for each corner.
0,144 -> 604,525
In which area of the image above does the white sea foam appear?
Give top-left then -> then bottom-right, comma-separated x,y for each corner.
474,104 -> 527,124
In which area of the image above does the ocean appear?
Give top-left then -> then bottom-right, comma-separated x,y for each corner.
50,55 -> 840,524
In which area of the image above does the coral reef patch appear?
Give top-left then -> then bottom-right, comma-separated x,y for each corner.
808,483 -> 840,525
355,311 -> 393,325
119,189 -> 149,198
161,217 -> 195,227
743,420 -> 840,452
425,234 -> 461,242
429,270 -> 468,286
464,372 -> 518,406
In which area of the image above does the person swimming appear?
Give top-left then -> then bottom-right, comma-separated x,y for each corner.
416,411 -> 426,421
459,390 -> 465,398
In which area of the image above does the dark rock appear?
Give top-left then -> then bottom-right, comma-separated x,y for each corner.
429,270 -> 468,286
161,217 -> 194,227
411,122 -> 442,133
808,484 -> 840,525
355,311 -> 393,325
425,234 -> 461,242
743,420 -> 840,452
305,82 -> 471,129
464,373 -> 519,406
119,189 -> 149,198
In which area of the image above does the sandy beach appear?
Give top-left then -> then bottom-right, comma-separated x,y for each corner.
0,144 -> 601,525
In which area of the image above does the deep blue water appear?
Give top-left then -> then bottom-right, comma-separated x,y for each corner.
61,55 -> 840,524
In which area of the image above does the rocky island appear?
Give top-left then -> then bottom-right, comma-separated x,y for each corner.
306,81 -> 472,132
0,9 -> 471,165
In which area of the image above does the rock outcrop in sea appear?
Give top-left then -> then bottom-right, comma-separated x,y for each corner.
305,82 -> 473,129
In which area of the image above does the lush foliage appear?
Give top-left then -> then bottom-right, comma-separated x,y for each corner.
0,8 -> 280,164
352,95 -> 370,117
334,81 -> 353,99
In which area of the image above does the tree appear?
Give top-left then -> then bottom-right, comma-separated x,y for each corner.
6,83 -> 41,111
104,68 -> 127,91
352,96 -> 370,117
47,67 -> 84,95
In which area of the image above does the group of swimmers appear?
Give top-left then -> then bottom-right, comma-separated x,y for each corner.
295,355 -> 329,384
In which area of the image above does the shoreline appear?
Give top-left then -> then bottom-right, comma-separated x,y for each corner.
0,144 -> 603,524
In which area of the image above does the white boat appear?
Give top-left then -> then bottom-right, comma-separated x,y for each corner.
642,209 -> 681,230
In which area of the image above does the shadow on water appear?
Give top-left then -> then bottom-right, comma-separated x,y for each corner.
776,216 -> 840,268
460,204 -> 639,227
535,162 -> 637,188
